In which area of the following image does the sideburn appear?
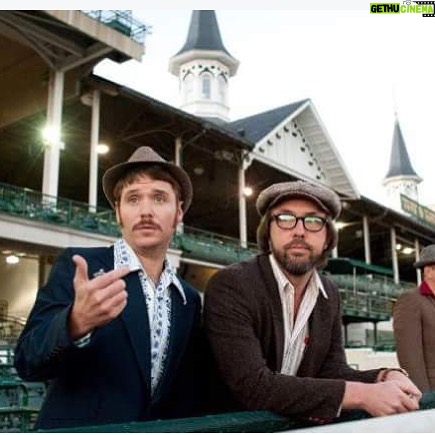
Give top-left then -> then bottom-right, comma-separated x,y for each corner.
257,214 -> 271,253
172,200 -> 183,230
115,203 -> 124,228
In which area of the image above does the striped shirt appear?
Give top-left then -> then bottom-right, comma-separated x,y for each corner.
269,253 -> 328,375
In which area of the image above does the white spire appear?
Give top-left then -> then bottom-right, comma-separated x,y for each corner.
168,11 -> 239,124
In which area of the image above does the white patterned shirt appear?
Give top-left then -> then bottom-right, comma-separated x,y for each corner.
114,239 -> 186,395
269,254 -> 328,376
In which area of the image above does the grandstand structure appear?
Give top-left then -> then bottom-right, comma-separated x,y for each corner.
0,9 -> 435,430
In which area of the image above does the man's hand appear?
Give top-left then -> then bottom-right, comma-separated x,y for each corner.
343,378 -> 421,416
382,369 -> 422,401
69,254 -> 130,339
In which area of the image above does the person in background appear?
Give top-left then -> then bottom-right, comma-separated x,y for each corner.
394,244 -> 435,392
204,180 -> 421,424
14,146 -> 206,430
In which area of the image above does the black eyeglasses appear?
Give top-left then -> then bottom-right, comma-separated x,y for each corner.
270,213 -> 327,232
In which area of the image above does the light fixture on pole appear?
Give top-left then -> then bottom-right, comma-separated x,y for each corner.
243,186 -> 253,197
97,143 -> 109,155
41,124 -> 65,150
6,254 -> 19,265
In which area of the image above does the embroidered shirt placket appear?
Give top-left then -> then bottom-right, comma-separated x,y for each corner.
114,239 -> 186,396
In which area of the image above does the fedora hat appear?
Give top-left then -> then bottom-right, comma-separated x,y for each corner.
102,146 -> 193,212
414,244 -> 435,269
256,180 -> 342,220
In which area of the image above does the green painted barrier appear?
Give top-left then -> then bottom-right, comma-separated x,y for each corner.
38,391 -> 435,433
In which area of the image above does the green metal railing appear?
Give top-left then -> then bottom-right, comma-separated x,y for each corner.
0,347 -> 45,432
0,316 -> 26,348
329,273 -> 414,321
174,226 -> 258,265
82,10 -> 150,45
41,392 -> 435,433
0,182 -> 257,264
0,182 -> 412,320
0,182 -> 120,238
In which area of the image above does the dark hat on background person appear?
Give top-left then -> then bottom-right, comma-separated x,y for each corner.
256,180 -> 342,219
414,244 -> 435,269
102,146 -> 193,212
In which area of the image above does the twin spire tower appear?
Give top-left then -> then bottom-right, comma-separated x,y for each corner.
383,115 -> 422,210
169,10 -> 239,124
169,10 -> 423,210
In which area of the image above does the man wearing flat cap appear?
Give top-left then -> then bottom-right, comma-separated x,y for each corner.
394,244 -> 435,392
14,147 -> 206,429
204,180 -> 421,423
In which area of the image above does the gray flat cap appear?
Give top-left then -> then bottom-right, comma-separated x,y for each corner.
256,180 -> 341,219
102,146 -> 193,212
414,244 -> 435,269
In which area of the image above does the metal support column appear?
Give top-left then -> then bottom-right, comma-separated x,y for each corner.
238,164 -> 247,249
344,323 -> 348,347
363,215 -> 371,264
42,70 -> 65,200
175,137 -> 184,234
89,90 -> 101,212
38,256 -> 46,288
415,238 -> 421,285
175,136 -> 182,166
390,227 -> 400,284
373,322 -> 378,346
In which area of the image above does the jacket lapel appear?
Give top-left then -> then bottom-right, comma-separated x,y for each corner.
88,248 -> 152,387
297,300 -> 322,376
297,279 -> 331,376
153,283 -> 195,400
120,271 -> 152,387
258,255 -> 285,371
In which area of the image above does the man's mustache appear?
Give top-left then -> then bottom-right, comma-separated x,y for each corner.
133,220 -> 161,231
283,239 -> 312,251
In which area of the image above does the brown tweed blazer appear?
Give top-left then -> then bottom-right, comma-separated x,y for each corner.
393,287 -> 435,392
204,254 -> 380,420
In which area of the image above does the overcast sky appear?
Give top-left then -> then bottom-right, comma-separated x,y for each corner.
93,6 -> 435,207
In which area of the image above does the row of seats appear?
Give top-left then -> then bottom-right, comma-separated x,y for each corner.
0,183 -> 120,238
330,274 -> 405,298
176,232 -> 256,265
0,346 -> 45,432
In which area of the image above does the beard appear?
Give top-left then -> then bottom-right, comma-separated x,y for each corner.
271,239 -> 322,276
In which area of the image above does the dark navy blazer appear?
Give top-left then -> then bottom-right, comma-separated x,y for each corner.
14,246 -> 205,430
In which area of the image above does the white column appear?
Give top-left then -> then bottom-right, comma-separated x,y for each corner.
175,136 -> 182,166
175,136 -> 184,234
363,215 -> 371,264
238,164 -> 247,248
42,70 -> 65,200
390,227 -> 400,284
414,238 -> 421,285
88,90 -> 101,212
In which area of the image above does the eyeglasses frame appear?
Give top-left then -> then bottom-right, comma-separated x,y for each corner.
270,213 -> 328,232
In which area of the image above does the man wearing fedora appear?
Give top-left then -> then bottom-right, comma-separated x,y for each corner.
204,180 -> 421,424
14,147 -> 206,429
394,244 -> 435,392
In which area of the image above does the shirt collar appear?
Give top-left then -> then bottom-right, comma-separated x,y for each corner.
114,239 -> 186,304
269,253 -> 328,299
419,280 -> 435,298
